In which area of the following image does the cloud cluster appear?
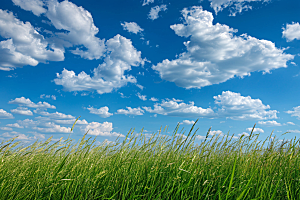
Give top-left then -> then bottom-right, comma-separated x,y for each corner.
54,34 -> 144,94
208,0 -> 270,16
153,6 -> 293,89
0,9 -> 64,71
40,94 -> 56,100
214,91 -> 277,120
286,106 -> 300,120
9,97 -> 56,109
0,109 -> 14,119
87,106 -> 113,118
12,0 -> 46,16
148,5 -> 167,20
137,93 -> 147,101
116,107 -> 144,116
143,98 -> 214,118
282,22 -> 300,42
11,107 -> 33,116
121,22 -> 144,34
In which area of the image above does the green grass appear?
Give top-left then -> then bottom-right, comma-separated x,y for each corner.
0,119 -> 299,200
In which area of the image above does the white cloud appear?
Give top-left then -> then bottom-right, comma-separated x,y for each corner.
287,130 -> 300,134
0,127 -> 13,131
286,106 -> 300,120
12,0 -> 47,16
54,34 -> 144,94
17,119 -> 39,128
246,127 -> 264,133
181,120 -> 195,125
137,93 -> 147,101
238,132 -> 249,137
150,97 -> 159,101
82,122 -> 124,137
1,132 -> 30,140
46,0 -> 105,60
282,22 -> 300,42
0,9 -> 64,71
6,123 -> 24,128
32,122 -> 71,133
208,0 -> 270,16
258,120 -> 282,126
0,109 -> 14,119
121,22 -> 144,34
40,94 -> 56,100
142,0 -> 154,6
54,119 -> 88,125
11,107 -> 33,116
148,5 -> 167,20
116,107 -> 144,116
287,122 -> 295,125
36,111 -> 74,119
214,91 -> 278,120
143,98 -> 214,118
153,6 -> 293,89
87,106 -> 113,118
136,84 -> 144,90
209,130 -> 224,136
9,97 -> 56,109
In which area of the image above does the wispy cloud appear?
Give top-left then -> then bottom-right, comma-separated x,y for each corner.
9,97 -> 56,109
121,22 -> 144,34
148,5 -> 167,20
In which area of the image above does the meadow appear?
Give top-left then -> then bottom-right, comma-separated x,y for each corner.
0,118 -> 299,200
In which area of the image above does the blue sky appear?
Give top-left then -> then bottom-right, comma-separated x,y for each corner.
0,0 -> 300,148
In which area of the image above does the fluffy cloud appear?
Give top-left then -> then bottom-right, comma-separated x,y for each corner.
82,122 -> 124,137
153,6 -> 293,89
143,98 -> 214,118
0,9 -> 64,71
148,5 -> 167,20
116,107 -> 144,116
87,106 -> 113,118
11,107 -> 33,116
142,0 -> 154,6
137,93 -> 147,101
214,91 -> 277,120
54,119 -> 88,125
238,132 -> 250,137
181,120 -> 195,125
258,120 -> 282,126
6,123 -> 24,128
12,0 -> 46,16
286,106 -> 300,120
150,97 -> 159,101
246,127 -> 264,133
0,127 -> 13,131
32,122 -> 71,133
282,22 -> 300,42
54,34 -> 144,94
9,97 -> 56,109
0,109 -> 14,119
208,0 -> 270,16
36,111 -> 74,119
121,22 -> 144,34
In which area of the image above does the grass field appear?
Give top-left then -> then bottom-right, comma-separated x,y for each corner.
0,118 -> 299,200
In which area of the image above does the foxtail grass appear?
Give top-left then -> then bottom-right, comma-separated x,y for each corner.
0,119 -> 299,199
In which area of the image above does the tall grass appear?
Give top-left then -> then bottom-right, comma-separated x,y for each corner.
0,119 -> 299,199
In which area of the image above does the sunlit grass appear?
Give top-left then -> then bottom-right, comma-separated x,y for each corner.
0,118 -> 299,199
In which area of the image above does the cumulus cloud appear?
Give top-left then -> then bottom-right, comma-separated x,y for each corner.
45,0 -> 106,60
9,97 -> 56,109
282,22 -> 300,42
143,98 -> 214,118
137,93 -> 147,101
286,106 -> 300,120
246,127 -> 264,133
116,107 -> 144,116
54,34 -> 144,94
181,120 -> 195,125
0,9 -> 64,71
142,0 -> 154,6
11,107 -> 33,116
208,0 -> 270,16
12,0 -> 47,16
150,97 -> 159,101
54,119 -> 88,125
258,120 -> 282,126
153,6 -> 293,89
82,122 -> 124,137
6,123 -> 24,128
0,127 -> 13,131
214,91 -> 277,120
36,110 -> 74,119
148,5 -> 167,20
121,22 -> 144,34
238,132 -> 250,137
0,109 -> 14,119
87,106 -> 113,118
